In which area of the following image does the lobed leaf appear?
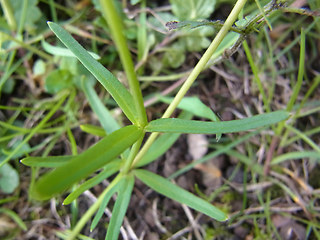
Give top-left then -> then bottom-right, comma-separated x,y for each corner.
47,22 -> 138,124
31,125 -> 143,200
145,111 -> 289,134
134,169 -> 227,221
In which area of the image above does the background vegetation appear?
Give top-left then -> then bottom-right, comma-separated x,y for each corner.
0,0 -> 320,239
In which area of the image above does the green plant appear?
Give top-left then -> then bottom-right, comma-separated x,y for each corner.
16,0 -> 297,239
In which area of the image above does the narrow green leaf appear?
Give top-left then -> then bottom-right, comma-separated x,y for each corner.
134,169 -> 227,221
31,125 -> 142,200
159,96 -> 219,122
82,79 -> 120,134
90,176 -> 123,231
21,155 -> 74,168
80,124 -> 106,137
146,111 -> 289,134
47,22 -> 138,124
106,174 -> 134,240
41,40 -> 100,59
271,151 -> 320,165
159,96 -> 221,140
0,208 -> 27,231
63,161 -> 121,205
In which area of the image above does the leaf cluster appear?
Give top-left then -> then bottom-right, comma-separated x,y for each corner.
2,0 -> 318,239
20,16 -> 289,239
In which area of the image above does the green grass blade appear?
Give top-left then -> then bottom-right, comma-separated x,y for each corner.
90,176 -> 123,231
82,79 -> 120,134
20,155 -> 74,168
286,28 -> 305,112
243,40 -> 270,112
284,124 -> 320,153
47,22 -> 138,124
31,125 -> 142,200
63,161 -> 121,205
106,174 -> 134,240
0,208 -> 27,231
134,169 -> 228,221
271,151 -> 320,165
79,124 -> 106,137
146,111 -> 289,134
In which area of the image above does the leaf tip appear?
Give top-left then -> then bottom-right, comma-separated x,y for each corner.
62,198 -> 71,205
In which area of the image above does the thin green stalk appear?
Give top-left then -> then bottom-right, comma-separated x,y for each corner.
137,0 -> 147,74
273,19 -> 317,62
286,28 -> 306,112
254,0 -> 272,30
99,0 -> 147,127
163,0 -> 248,119
17,0 -> 28,35
243,40 -> 270,112
122,133 -> 144,173
276,28 -> 305,134
133,0 -> 248,166
48,0 -> 58,22
284,124 -> 320,153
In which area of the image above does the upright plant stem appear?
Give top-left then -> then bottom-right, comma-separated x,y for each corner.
163,0 -> 248,118
133,0 -> 248,167
0,0 -> 16,31
99,0 -> 147,127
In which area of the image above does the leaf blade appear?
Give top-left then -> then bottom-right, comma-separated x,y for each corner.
134,169 -> 227,221
145,111 -> 289,134
31,125 -> 142,200
21,155 -> 74,168
106,174 -> 134,240
47,22 -> 138,124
